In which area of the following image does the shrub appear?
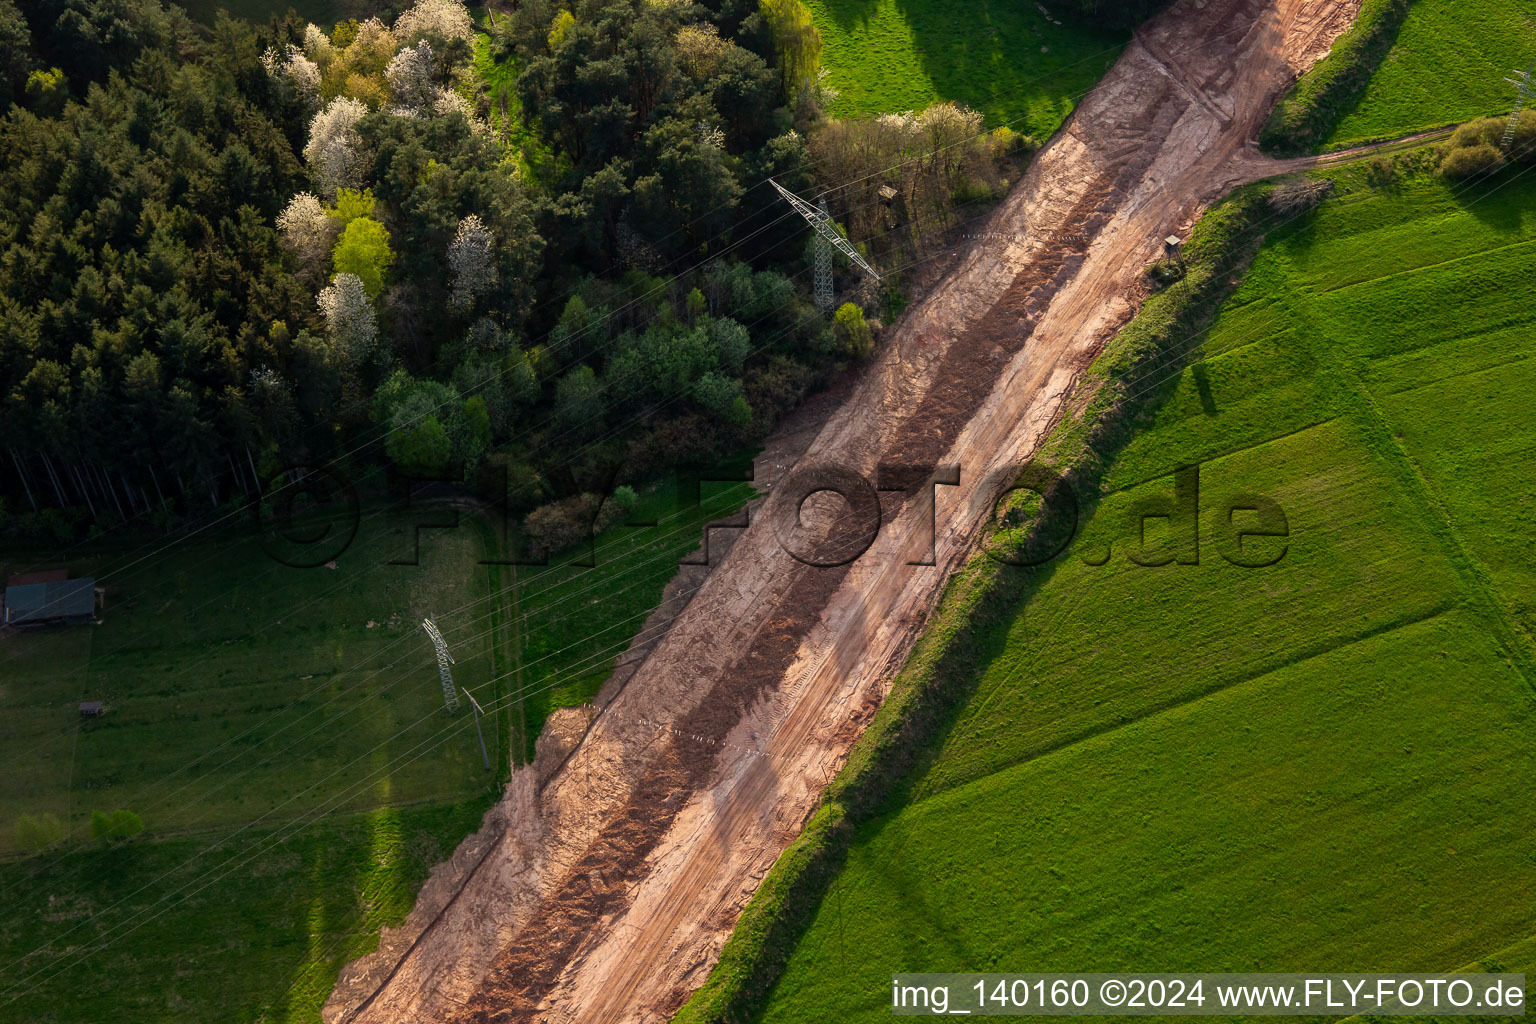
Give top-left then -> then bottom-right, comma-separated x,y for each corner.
832,302 -> 873,359
1268,177 -> 1335,215
611,485 -> 639,514
1439,143 -> 1505,181
988,125 -> 1038,158
523,493 -> 600,559
1445,112 -> 1536,165
1450,117 -> 1502,150
14,812 -> 65,854
1144,256 -> 1185,289
89,809 -> 144,842
1508,109 -> 1536,162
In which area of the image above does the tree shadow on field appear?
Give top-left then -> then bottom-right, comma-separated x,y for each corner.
809,0 -> 1125,131
1306,0 -> 1416,145
819,0 -> 882,32
1449,169 -> 1534,234
892,0 -> 1127,133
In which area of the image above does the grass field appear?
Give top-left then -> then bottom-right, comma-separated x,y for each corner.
1,510 -> 501,853
1322,0 -> 1536,149
0,469 -> 751,1021
0,800 -> 487,1021
752,168 -> 1536,1020
805,0 -> 1126,133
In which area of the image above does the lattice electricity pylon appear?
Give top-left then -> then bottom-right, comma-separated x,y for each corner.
421,617 -> 459,711
769,180 -> 880,312
814,199 -> 835,313
1502,60 -> 1535,153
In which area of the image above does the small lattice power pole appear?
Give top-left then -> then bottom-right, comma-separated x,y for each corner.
769,180 -> 879,316
421,617 -> 459,711
1502,60 -> 1535,153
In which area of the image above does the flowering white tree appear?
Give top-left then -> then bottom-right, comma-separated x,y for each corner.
350,17 -> 396,57
260,43 -> 321,106
431,87 -> 487,133
317,273 -> 378,364
393,0 -> 473,45
302,22 -> 333,62
303,97 -> 369,197
448,214 -> 496,311
276,192 -> 339,273
386,39 -> 435,109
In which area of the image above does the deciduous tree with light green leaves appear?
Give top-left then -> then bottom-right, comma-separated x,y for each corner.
758,0 -> 821,102
332,216 -> 395,297
833,301 -> 873,358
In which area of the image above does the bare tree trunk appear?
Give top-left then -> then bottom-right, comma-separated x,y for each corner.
10,449 -> 37,511
41,453 -> 67,508
99,462 -> 126,520
226,452 -> 245,497
121,472 -> 141,514
72,463 -> 97,521
147,463 -> 166,508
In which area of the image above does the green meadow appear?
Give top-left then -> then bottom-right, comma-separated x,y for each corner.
1324,0 -> 1536,148
754,168 -> 1536,1020
0,471 -> 750,1021
805,0 -> 1127,133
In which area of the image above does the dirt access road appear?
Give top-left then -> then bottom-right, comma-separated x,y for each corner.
326,0 -> 1360,1020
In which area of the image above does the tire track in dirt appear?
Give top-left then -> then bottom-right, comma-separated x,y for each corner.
325,1 -> 1359,1021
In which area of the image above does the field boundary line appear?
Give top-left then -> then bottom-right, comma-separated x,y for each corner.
1280,284 -> 1536,690
1314,234 -> 1536,295
1374,347 -> 1536,397
1096,413 -> 1339,498
912,600 -> 1460,805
